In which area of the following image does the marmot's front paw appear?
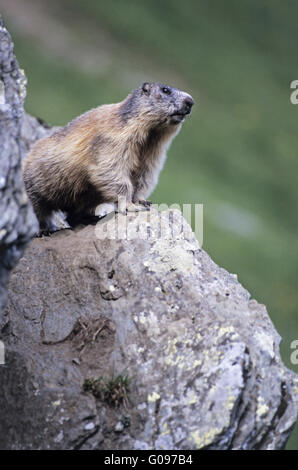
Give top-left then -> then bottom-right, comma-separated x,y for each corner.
126,202 -> 149,213
138,200 -> 152,208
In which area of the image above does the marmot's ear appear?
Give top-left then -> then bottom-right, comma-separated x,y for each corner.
142,82 -> 150,94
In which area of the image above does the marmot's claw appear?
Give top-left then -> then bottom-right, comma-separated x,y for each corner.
36,229 -> 56,237
126,202 -> 149,213
138,200 -> 152,208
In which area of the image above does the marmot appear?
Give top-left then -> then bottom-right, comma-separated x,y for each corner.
23,82 -> 194,232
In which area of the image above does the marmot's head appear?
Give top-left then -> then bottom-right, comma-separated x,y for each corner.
120,82 -> 194,127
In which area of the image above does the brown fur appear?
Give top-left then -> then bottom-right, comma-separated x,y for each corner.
23,82 -> 193,232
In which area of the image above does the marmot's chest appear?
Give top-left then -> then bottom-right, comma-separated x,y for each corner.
129,145 -> 160,185
130,161 -> 149,189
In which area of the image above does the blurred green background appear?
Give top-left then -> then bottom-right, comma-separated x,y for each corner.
1,0 -> 297,449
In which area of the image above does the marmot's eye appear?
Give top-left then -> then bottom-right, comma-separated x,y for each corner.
162,87 -> 171,95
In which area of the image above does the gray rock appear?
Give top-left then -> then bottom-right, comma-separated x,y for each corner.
0,16 -> 54,315
0,210 -> 297,449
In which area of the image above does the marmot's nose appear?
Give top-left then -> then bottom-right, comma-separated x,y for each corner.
183,96 -> 194,114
